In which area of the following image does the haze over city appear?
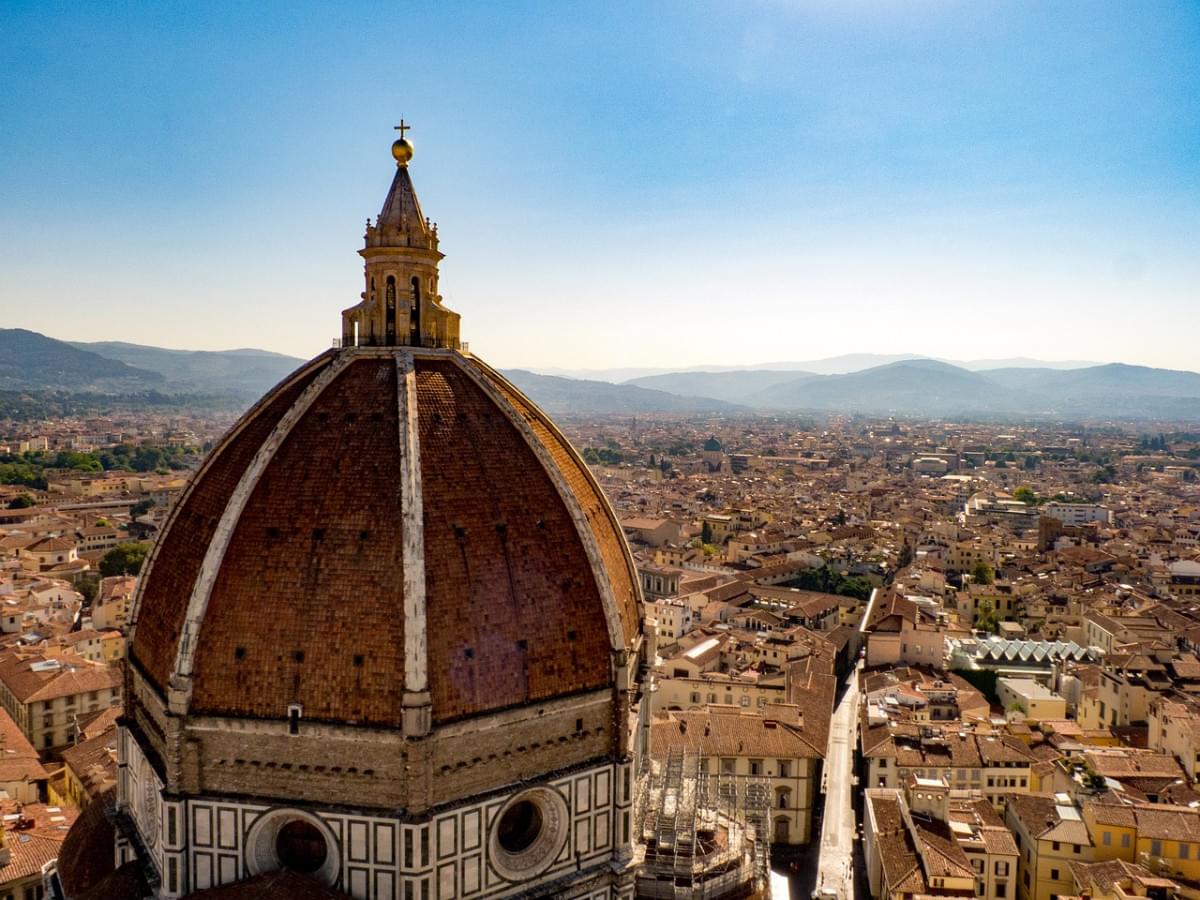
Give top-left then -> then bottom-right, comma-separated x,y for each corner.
3,1 -> 1198,371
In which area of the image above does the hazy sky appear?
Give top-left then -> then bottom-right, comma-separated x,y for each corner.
2,1 -> 1198,371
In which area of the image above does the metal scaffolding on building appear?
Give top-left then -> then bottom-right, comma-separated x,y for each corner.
635,750 -> 772,900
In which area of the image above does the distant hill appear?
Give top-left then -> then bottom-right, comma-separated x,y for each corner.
747,360 -> 1039,416
0,329 -> 164,392
626,370 -> 817,403
545,354 -> 1102,383
981,363 -> 1200,418
8,328 -> 1198,421
501,370 -> 743,416
70,340 -> 305,399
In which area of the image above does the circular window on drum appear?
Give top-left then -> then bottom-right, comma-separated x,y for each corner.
246,808 -> 340,886
488,787 -> 569,882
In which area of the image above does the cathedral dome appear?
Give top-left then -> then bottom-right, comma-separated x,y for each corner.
110,128 -> 647,900
129,349 -> 641,727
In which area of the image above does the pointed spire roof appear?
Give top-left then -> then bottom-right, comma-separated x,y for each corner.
377,165 -> 429,236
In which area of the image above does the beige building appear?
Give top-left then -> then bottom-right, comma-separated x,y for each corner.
0,650 -> 122,753
1147,695 -> 1200,781
866,595 -> 947,670
621,517 -> 681,548
997,678 -> 1068,721
1006,793 -> 1094,900
0,706 -> 48,803
19,535 -> 78,571
91,574 -> 137,631
863,787 -> 976,899
650,700 -> 829,845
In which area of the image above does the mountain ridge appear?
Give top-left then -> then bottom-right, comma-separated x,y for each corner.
5,329 -> 1200,421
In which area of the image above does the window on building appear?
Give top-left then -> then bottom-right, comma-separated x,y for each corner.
1121,833 -> 1130,849
996,883 -> 1007,898
721,758 -> 735,774
690,693 -> 701,704
996,861 -> 1008,876
1051,841 -> 1059,851
1181,843 -> 1191,860
1151,839 -> 1163,857
878,760 -> 887,769
1102,831 -> 1111,846
275,820 -> 328,874
740,696 -> 751,707
750,759 -> 762,776
778,761 -> 790,778
1050,868 -> 1059,881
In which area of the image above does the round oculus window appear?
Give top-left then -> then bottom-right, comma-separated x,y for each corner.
276,819 -> 328,874
497,800 -> 543,854
488,787 -> 569,882
245,809 -> 340,886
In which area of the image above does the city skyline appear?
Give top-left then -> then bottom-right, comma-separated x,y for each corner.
2,1 -> 1198,370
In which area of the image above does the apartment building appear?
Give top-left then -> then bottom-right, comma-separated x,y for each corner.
651,699 -> 830,846
0,651 -> 121,753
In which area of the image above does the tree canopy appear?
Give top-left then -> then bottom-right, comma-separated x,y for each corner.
100,542 -> 150,577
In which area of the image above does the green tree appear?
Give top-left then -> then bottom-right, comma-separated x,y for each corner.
1013,486 -> 1038,505
975,598 -> 1000,634
77,573 -> 99,606
971,561 -> 995,585
131,447 -> 165,472
131,498 -> 155,518
701,521 -> 713,544
6,493 -> 34,509
100,542 -> 150,577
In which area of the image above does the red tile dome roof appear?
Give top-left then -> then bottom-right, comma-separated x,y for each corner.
129,348 -> 640,727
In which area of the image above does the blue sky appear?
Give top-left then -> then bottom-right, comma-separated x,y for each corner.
2,1 -> 1197,370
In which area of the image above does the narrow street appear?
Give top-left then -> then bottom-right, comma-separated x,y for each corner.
813,663 -> 861,898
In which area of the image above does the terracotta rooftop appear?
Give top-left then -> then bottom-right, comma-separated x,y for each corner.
130,350 -> 641,727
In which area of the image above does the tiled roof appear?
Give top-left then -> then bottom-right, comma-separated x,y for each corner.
0,801 -> 78,884
131,350 -> 641,727
650,703 -> 827,760
55,790 -> 116,897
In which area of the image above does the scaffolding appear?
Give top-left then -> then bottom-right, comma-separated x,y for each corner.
635,750 -> 772,900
